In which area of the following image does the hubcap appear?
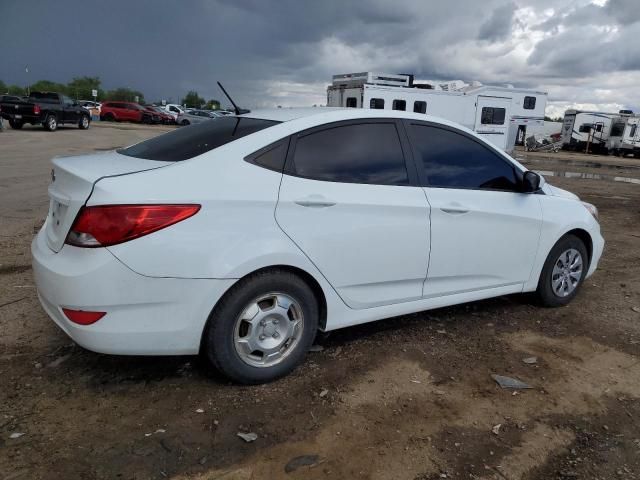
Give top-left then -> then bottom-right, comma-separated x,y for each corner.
82,117 -> 88,127
551,248 -> 583,297
49,118 -> 56,129
233,293 -> 304,367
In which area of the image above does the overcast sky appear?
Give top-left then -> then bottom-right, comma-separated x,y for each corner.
1,0 -> 639,117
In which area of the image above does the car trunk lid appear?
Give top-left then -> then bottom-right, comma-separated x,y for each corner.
45,151 -> 171,252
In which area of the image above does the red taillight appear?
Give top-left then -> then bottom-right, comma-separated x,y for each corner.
62,308 -> 106,325
65,204 -> 200,248
33,104 -> 41,115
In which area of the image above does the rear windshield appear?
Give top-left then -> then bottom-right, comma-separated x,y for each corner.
118,117 -> 279,161
29,92 -> 59,103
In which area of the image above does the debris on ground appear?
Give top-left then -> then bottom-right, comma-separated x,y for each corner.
9,432 -> 25,439
319,389 -> 329,398
47,354 -> 71,368
195,408 -> 204,413
491,374 -> 532,389
237,432 -> 258,443
309,345 -> 324,352
632,306 -> 640,314
491,424 -> 502,435
522,356 -> 538,365
284,454 -> 322,473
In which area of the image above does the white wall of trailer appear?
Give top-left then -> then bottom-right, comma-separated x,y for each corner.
561,110 -> 621,149
621,117 -> 640,154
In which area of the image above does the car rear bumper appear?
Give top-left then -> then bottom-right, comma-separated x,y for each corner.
32,229 -> 235,355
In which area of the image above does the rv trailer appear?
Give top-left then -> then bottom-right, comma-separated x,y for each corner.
561,109 -> 631,153
326,72 -> 547,152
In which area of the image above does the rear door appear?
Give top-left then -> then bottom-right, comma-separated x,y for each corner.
475,96 -> 510,149
405,121 -> 542,297
276,120 -> 430,309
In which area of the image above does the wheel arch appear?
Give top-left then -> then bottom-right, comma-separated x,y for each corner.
199,264 -> 329,354
564,228 -> 593,265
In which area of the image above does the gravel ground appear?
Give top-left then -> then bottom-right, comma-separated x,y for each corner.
1,123 -> 639,480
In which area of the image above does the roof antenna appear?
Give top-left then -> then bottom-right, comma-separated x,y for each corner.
217,81 -> 250,115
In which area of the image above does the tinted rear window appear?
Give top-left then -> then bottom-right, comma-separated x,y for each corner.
118,117 -> 279,161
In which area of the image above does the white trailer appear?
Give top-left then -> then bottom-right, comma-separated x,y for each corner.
560,109 -> 630,153
326,72 -> 547,152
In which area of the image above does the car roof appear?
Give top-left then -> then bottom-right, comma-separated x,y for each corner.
243,107 -> 477,133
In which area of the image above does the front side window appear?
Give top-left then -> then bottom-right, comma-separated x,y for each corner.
392,99 -> 406,111
408,124 -> 518,191
292,122 -> 409,185
480,107 -> 506,125
370,98 -> 384,109
346,97 -> 357,108
62,95 -> 74,105
119,117 -> 279,161
523,96 -> 536,109
414,101 -> 427,114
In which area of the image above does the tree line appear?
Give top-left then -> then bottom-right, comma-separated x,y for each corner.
0,77 -> 220,109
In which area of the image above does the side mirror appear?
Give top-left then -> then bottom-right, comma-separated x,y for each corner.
522,171 -> 541,193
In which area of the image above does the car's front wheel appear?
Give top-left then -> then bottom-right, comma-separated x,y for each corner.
537,234 -> 589,307
202,270 -> 319,384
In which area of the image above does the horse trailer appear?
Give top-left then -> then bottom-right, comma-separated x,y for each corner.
326,72 -> 547,152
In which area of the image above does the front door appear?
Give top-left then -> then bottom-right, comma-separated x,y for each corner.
475,96 -> 510,150
405,121 -> 542,297
276,120 -> 430,309
62,95 -> 79,123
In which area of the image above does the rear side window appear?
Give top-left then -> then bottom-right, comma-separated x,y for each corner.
480,107 -> 506,125
414,101 -> 427,114
245,140 -> 288,172
370,98 -> 385,109
408,124 -> 518,191
291,122 -> 409,185
119,117 -> 279,161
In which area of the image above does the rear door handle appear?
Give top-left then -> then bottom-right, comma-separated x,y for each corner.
294,196 -> 336,208
440,206 -> 469,215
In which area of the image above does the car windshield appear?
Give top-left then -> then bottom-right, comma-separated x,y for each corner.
118,117 -> 279,161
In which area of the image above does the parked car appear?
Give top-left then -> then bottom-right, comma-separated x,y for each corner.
100,102 -> 152,123
79,100 -> 101,114
176,109 -> 218,126
32,108 -> 604,384
147,106 -> 174,124
162,104 -> 186,122
0,91 -> 91,131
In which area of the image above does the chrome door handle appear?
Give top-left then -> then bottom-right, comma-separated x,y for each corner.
294,199 -> 336,208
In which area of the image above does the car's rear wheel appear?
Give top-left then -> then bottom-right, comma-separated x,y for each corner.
536,234 -> 588,307
102,113 -> 116,122
9,119 -> 23,129
180,119 -> 190,126
202,270 -> 318,384
43,114 -> 57,131
78,115 -> 90,129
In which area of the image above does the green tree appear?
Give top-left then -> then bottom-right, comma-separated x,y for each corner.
7,84 -> 25,96
105,87 -> 145,103
183,90 -> 205,108
67,76 -> 101,100
29,80 -> 68,94
204,99 -> 221,110
0,80 -> 6,93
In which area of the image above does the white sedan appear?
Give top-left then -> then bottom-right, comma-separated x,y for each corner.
32,108 -> 604,384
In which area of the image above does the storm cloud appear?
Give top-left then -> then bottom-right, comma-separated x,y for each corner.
1,0 -> 639,116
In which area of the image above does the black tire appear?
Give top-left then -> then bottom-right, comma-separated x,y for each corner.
102,113 -> 116,122
202,270 -> 319,384
180,119 -> 190,126
78,114 -> 90,129
536,234 -> 589,308
43,114 -> 57,131
9,119 -> 23,129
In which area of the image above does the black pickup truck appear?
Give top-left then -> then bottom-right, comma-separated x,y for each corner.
0,92 -> 91,131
